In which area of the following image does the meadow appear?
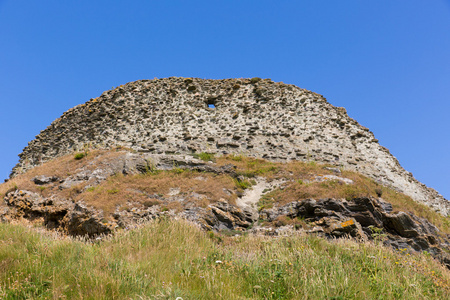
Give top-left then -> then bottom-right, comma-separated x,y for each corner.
1,218 -> 449,299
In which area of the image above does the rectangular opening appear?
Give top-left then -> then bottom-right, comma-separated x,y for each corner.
207,98 -> 216,109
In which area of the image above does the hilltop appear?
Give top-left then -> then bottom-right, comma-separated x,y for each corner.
1,78 -> 449,298
10,77 -> 449,216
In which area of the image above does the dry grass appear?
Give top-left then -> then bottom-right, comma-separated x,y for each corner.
216,155 -> 450,234
0,149 -> 127,201
77,170 -> 237,216
1,150 -> 449,234
258,170 -> 450,234
216,154 -> 280,179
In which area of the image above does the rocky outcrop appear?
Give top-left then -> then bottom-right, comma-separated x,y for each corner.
3,149 -> 450,269
260,197 -> 450,268
3,190 -> 111,236
3,187 -> 449,268
9,78 -> 448,215
0,189 -> 255,236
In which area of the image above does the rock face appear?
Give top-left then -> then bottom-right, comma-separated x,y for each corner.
3,190 -> 111,236
10,77 -> 448,215
259,197 -> 450,268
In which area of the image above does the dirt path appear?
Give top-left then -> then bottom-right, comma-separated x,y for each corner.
236,178 -> 268,212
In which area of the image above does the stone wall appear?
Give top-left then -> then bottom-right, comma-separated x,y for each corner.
11,77 -> 449,215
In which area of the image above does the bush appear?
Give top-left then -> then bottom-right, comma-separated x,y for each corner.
143,199 -> 160,208
74,153 -> 86,160
250,77 -> 261,83
375,188 -> 383,197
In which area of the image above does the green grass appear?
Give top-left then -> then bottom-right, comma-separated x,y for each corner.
107,188 -> 119,194
193,152 -> 215,162
74,153 -> 86,160
0,219 -> 449,299
234,178 -> 252,190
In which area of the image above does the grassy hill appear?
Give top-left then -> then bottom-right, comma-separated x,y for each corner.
1,150 -> 450,299
0,219 -> 449,299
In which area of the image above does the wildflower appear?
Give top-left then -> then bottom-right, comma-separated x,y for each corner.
215,260 -> 223,264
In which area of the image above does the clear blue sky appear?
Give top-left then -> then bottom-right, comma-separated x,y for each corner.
1,1 -> 449,200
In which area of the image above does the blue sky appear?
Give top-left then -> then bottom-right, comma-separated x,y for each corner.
0,1 -> 449,200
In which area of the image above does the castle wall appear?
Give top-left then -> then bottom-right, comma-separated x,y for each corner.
11,77 -> 449,215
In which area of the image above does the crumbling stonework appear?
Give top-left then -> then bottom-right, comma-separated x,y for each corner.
10,77 -> 449,215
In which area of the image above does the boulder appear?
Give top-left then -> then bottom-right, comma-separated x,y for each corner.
32,175 -> 59,185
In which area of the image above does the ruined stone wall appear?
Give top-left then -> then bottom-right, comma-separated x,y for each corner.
11,77 -> 449,215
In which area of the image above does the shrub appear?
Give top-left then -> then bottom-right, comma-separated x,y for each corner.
250,77 -> 261,83
74,153 -> 86,160
375,188 -> 383,197
143,199 -> 160,208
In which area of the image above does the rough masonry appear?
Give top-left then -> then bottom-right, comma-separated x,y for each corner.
10,77 -> 449,215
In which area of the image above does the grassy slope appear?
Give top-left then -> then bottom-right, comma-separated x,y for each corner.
216,155 -> 450,234
2,151 -> 450,298
0,219 -> 449,299
2,151 -> 448,234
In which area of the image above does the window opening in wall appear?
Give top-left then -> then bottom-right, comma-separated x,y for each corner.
207,98 -> 216,109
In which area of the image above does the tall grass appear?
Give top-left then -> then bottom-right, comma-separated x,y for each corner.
0,219 -> 449,299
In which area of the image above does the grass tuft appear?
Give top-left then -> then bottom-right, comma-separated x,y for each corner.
193,152 -> 215,162
74,152 -> 86,160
